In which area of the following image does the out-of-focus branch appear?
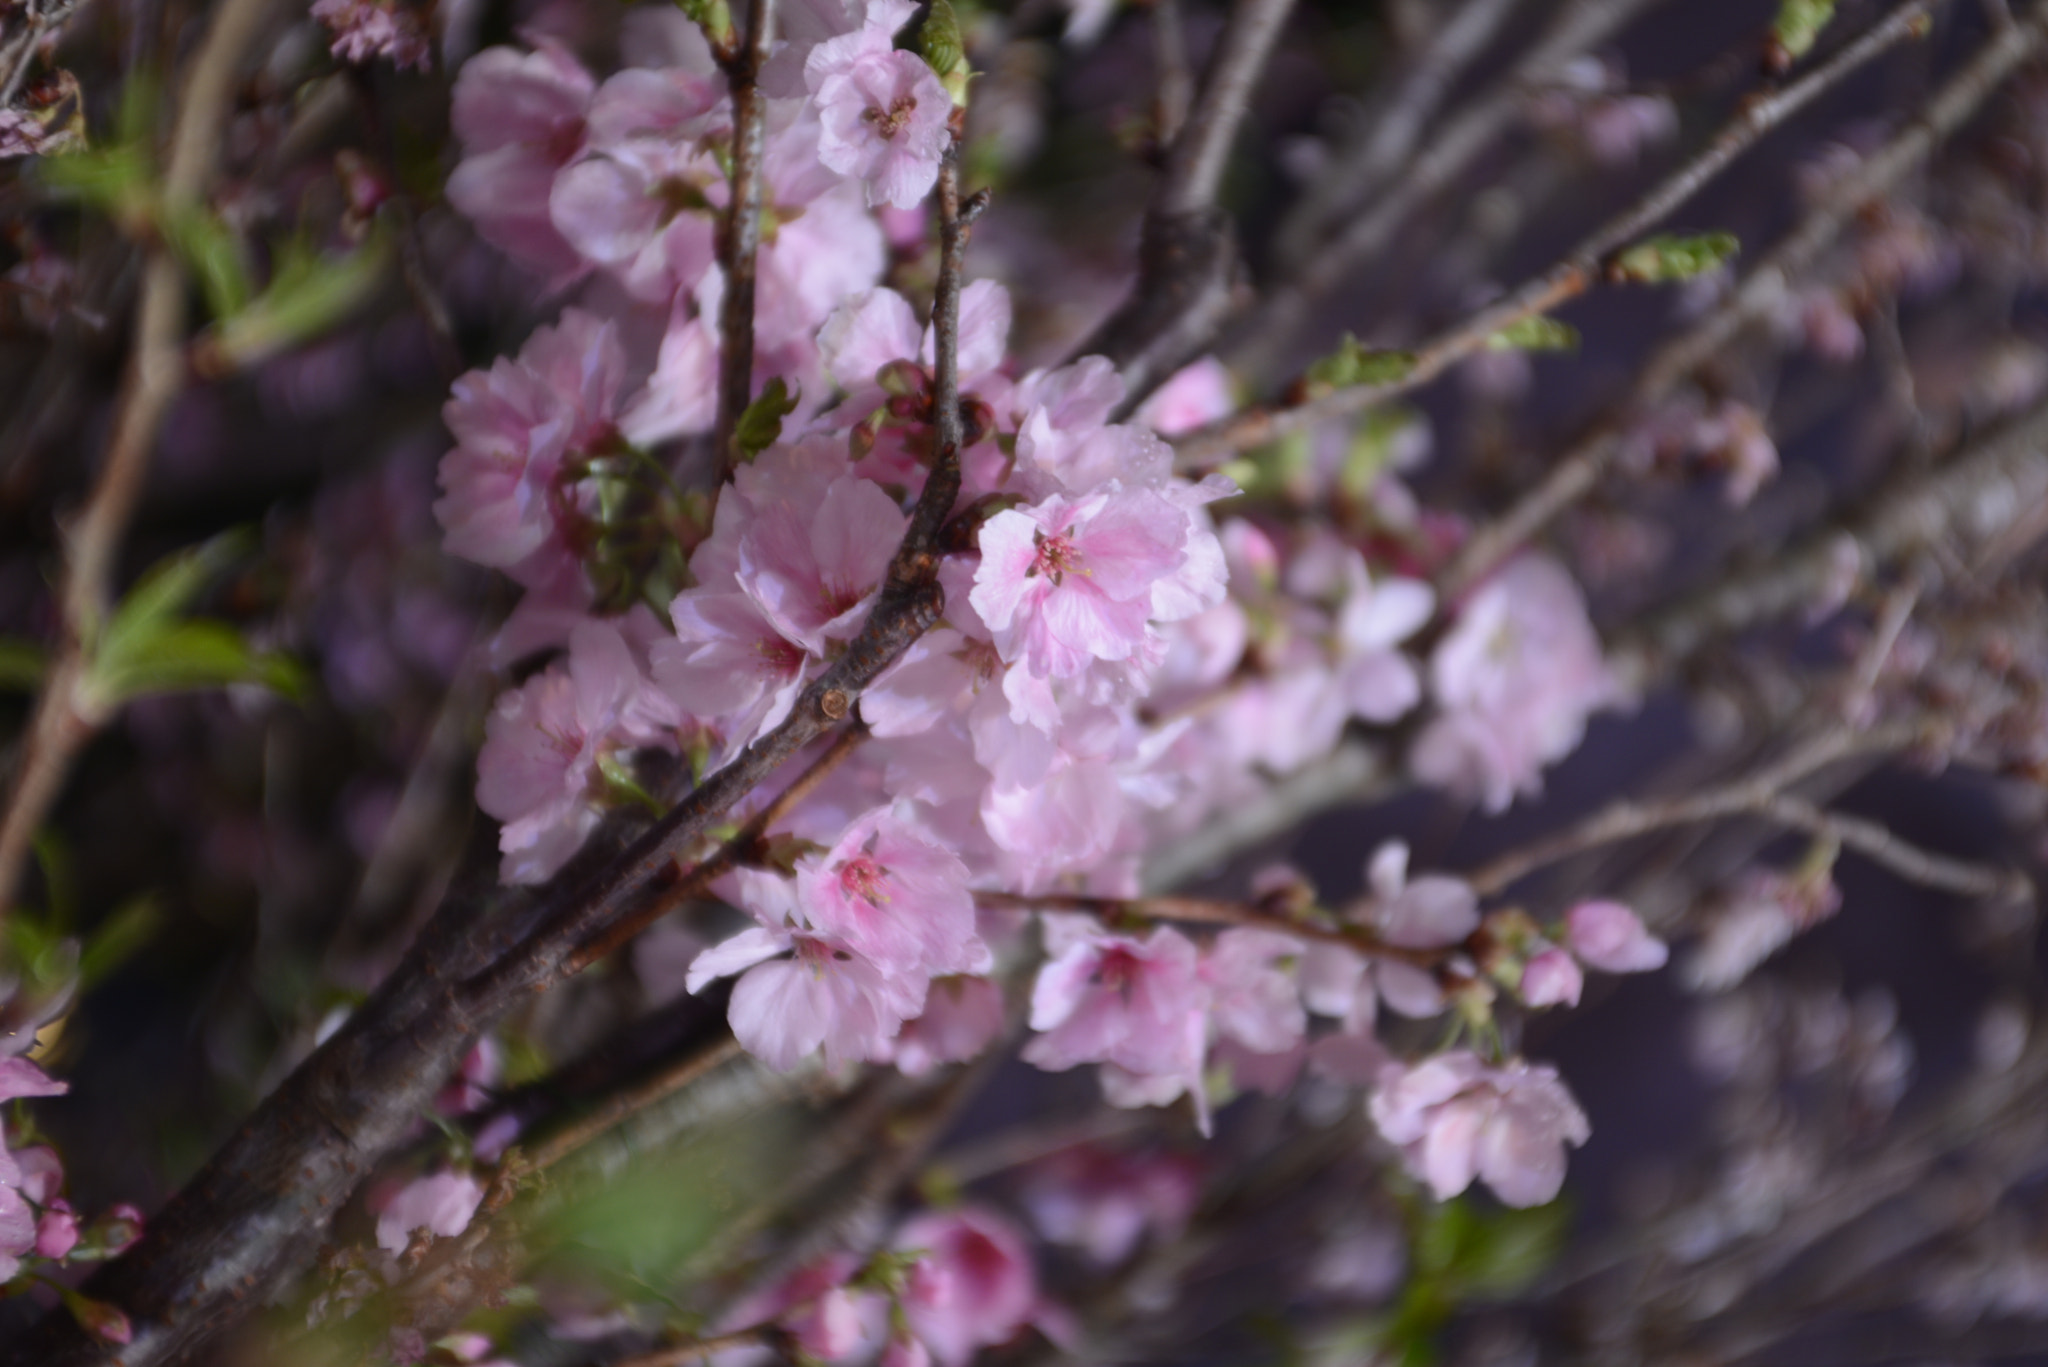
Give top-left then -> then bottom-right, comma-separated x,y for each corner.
1272,0 -> 1525,267
1175,0 -> 1941,472
712,0 -> 777,471
975,889 -> 1443,965
1444,0 -> 2048,598
1225,0 -> 1662,375
1075,0 -> 1298,408
1151,0 -> 1193,145
0,0 -> 275,921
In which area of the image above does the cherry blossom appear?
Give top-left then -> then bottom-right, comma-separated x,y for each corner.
895,1206 -> 1039,1366
1024,921 -> 1209,1122
375,1172 -> 485,1254
1369,1052 -> 1591,1207
446,44 -> 597,279
795,806 -> 989,976
1566,900 -> 1669,974
807,32 -> 952,210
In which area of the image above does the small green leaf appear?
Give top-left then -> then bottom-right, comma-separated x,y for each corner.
1485,315 -> 1579,352
1457,1200 -> 1569,1296
77,895 -> 160,990
1771,0 -> 1836,62
159,205 -> 254,321
88,620 -> 306,708
195,229 -> 392,375
34,141 -> 155,220
1304,333 -> 1415,394
918,0 -> 967,99
1613,231 -> 1740,284
0,639 -> 45,692
101,531 -> 250,652
732,377 -> 800,461
676,0 -> 734,49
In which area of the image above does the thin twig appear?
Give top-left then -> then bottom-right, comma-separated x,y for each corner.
611,1328 -> 779,1367
712,0 -> 776,471
1078,0 -> 1298,406
1760,795 -> 2033,900
1224,0 -> 1661,375
512,1036 -> 746,1175
1178,0 -> 1941,472
1442,0 -> 2046,599
0,0 -> 275,919
975,889 -> 1443,966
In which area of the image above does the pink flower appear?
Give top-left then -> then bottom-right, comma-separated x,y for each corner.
0,1058 -> 67,1103
1519,947 -> 1584,1008
1333,556 -> 1433,724
719,1253 -> 886,1362
1565,900 -> 1668,974
476,619 -> 664,884
891,975 -> 1006,1076
734,472 -> 906,654
1365,841 -> 1479,950
375,1172 -> 485,1253
1024,921 -> 1208,1117
896,1207 -> 1039,1367
1134,356 -> 1234,436
689,870 -> 929,1071
1413,555 -> 1621,812
447,44 -> 596,279
1369,1052 -> 1590,1207
652,592 -> 810,750
971,487 -> 1190,680
795,807 -> 989,976
808,37 -> 953,209
1200,928 -> 1307,1056
312,0 -> 431,70
435,310 -> 626,577
1020,1146 -> 1202,1266
34,1205 -> 78,1260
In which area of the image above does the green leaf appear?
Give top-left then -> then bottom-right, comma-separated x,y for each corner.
77,895 -> 160,990
159,205 -> 254,321
1456,1200 -> 1569,1296
731,377 -> 800,461
675,0 -> 734,49
1772,0 -> 1836,61
1304,333 -> 1415,395
1612,231 -> 1740,284
0,639 -> 45,692
34,141 -> 155,219
80,535 -> 306,717
1485,315 -> 1579,352
195,230 -> 392,375
918,0 -> 966,83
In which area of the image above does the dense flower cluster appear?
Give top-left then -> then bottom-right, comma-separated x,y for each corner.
428,0 -> 1650,1262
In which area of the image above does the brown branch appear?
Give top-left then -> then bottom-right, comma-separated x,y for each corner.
1075,0 -> 1298,408
712,0 -> 776,471
611,1328 -> 781,1367
974,889 -> 1443,967
512,1036 -> 747,1176
1442,0 -> 2048,599
0,0 -> 275,921
1176,0 -> 1941,472
1758,795 -> 2033,900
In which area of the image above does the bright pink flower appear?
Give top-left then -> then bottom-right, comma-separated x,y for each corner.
1369,1052 -> 1590,1207
447,44 -> 595,278
795,807 -> 988,976
891,976 -> 1007,1076
972,487 -> 1190,679
435,310 -> 626,577
808,36 -> 953,209
1566,899 -> 1669,973
896,1206 -> 1039,1367
1519,947 -> 1584,1008
375,1171 -> 485,1253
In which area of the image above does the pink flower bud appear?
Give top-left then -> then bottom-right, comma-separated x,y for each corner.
1566,900 -> 1668,973
35,1205 -> 79,1259
1519,947 -> 1584,1008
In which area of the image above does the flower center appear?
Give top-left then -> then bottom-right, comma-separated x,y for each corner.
861,95 -> 919,140
1028,530 -> 1082,586
839,854 -> 890,907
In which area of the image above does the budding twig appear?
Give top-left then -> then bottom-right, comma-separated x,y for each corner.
712,0 -> 777,473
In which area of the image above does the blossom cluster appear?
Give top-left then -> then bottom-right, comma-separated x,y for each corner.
429,0 -> 1650,1246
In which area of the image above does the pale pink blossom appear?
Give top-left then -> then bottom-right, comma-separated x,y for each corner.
1413,555 -> 1620,812
808,37 -> 952,209
895,1207 -> 1038,1367
1134,356 -> 1234,436
312,0 -> 431,70
1365,841 -> 1479,950
652,591 -> 810,750
1332,555 -> 1433,723
1565,900 -> 1668,974
1200,928 -> 1307,1056
891,976 -> 1006,1076
447,44 -> 596,278
435,310 -> 626,577
734,472 -> 905,654
1024,921 -> 1208,1121
1370,1052 -> 1590,1207
1020,1146 -> 1202,1266
375,1171 -> 485,1253
1519,947 -> 1584,1008
971,487 -> 1191,679
795,807 -> 988,976
718,1252 -> 886,1362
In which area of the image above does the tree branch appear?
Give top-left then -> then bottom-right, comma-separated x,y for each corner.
1174,0 -> 1941,472
712,0 -> 777,471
